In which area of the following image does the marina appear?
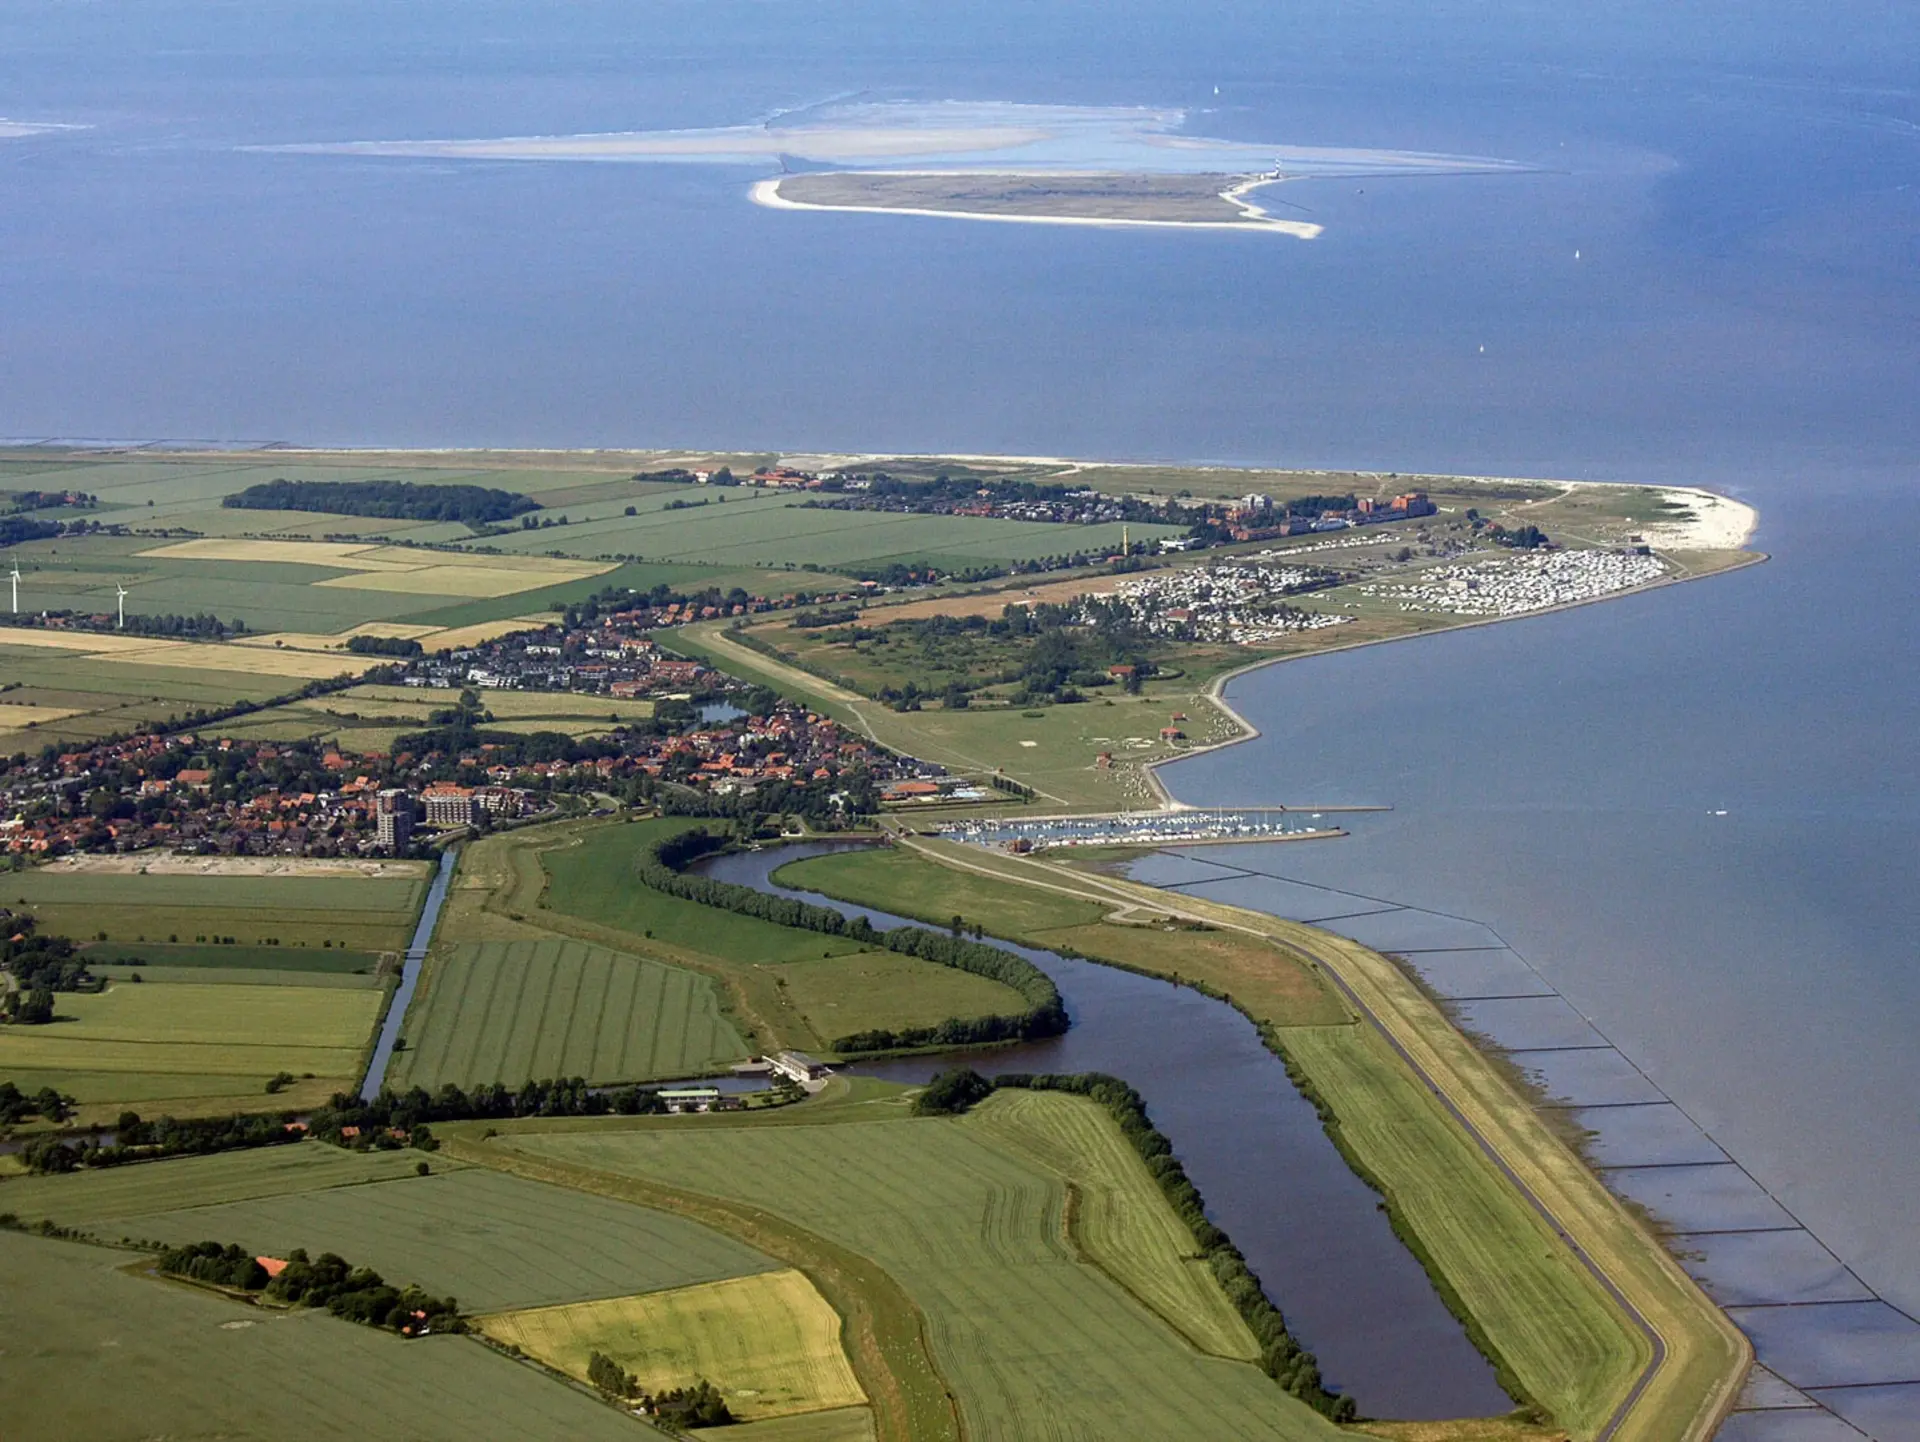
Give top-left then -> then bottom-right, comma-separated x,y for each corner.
936,805 -> 1364,850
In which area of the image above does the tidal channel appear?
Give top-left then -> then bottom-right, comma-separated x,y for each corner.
695,841 -> 1511,1420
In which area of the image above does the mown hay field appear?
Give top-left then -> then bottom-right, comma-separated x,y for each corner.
0,1231 -> 645,1442
482,1268 -> 866,1421
114,1165 -> 778,1313
0,1142 -> 443,1224
8,868 -> 425,952
964,1088 -> 1256,1359
0,978 -> 382,1116
389,938 -> 749,1091
500,1093 -> 1344,1442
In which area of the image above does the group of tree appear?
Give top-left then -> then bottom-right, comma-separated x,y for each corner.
586,1352 -> 733,1425
0,608 -> 246,640
0,919 -> 101,1026
345,633 -> 424,657
18,1109 -> 303,1173
223,478 -> 539,525
158,1241 -> 462,1337
912,1069 -> 1356,1421
635,828 -> 1066,1051
560,580 -> 758,628
0,1080 -> 74,1125
2,489 -> 95,513
310,1076 -> 666,1148
0,516 -> 62,549
1486,522 -> 1551,549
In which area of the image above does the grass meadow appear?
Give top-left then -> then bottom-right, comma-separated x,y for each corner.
769,950 -> 1029,1052
722,1408 -> 877,1442
7,868 -> 425,952
0,977 -> 383,1119
0,1231 -> 645,1442
495,1092 -> 1343,1442
109,1165 -> 778,1313
481,1268 -> 866,1422
389,938 -> 749,1090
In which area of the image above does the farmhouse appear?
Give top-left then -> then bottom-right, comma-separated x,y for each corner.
659,1086 -> 721,1114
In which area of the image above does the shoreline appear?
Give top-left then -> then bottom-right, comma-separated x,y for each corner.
747,175 -> 1323,238
1142,547 -> 1767,809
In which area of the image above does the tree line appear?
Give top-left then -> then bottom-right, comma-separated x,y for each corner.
913,1069 -> 1357,1422
311,1076 -> 667,1148
223,478 -> 539,525
159,1241 -> 462,1337
587,1352 -> 734,1426
18,1109 -> 303,1173
636,828 -> 1067,1052
0,919 -> 102,1025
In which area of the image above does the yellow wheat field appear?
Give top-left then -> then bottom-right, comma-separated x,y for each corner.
480,1269 -> 866,1422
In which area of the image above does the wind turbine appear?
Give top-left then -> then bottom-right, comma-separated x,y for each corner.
115,582 -> 127,630
8,561 -> 18,615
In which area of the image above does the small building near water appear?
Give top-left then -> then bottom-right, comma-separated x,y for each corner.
768,1050 -> 830,1084
659,1087 -> 721,1114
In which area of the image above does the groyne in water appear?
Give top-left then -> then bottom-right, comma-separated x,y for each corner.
693,842 -> 1512,1421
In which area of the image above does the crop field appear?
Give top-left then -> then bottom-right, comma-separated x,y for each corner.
115,1165 -> 779,1312
964,1088 -> 1256,1359
481,1268 -> 867,1421
80,940 -> 384,972
7,867 -> 426,952
540,821 -> 873,966
0,1230 -> 645,1442
725,1408 -> 877,1442
0,1143 -> 447,1224
211,682 -> 655,753
0,976 -> 382,1117
769,950 -> 1030,1051
389,938 -> 750,1090
497,1092 -> 1343,1442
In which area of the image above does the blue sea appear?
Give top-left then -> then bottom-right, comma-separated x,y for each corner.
4,2 -> 1918,1430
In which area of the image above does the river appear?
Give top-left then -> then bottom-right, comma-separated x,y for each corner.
693,842 -> 1511,1421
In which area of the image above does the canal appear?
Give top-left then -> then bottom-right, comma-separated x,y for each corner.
694,841 -> 1511,1421
359,847 -> 456,1100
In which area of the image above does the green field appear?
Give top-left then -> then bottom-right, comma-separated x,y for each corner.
80,940 -> 385,973
104,1165 -> 779,1312
389,938 -> 750,1090
541,820 -> 873,965
7,868 -> 426,953
724,1408 -> 876,1442
768,949 -> 1030,1052
492,1091 -> 1342,1442
0,977 -> 383,1118
481,1268 -> 867,1421
0,1230 -> 647,1442
0,1142 -> 447,1223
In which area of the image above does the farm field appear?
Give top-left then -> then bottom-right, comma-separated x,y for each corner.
0,975 -> 383,1119
0,1230 -> 647,1442
724,1408 -> 877,1442
0,1142 -> 444,1223
211,681 -> 655,753
80,940 -> 385,972
111,1165 -> 779,1312
389,938 -> 750,1090
480,1268 -> 867,1421
7,866 -> 427,952
490,1091 -> 1344,1442
766,949 -> 1030,1052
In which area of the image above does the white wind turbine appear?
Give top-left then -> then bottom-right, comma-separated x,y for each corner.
115,582 -> 127,629
8,561 -> 18,615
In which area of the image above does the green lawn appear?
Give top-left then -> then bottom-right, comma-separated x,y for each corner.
106,1165 -> 779,1313
389,937 -> 750,1090
776,848 -> 1107,935
495,1092 -> 1342,1442
0,1230 -> 648,1442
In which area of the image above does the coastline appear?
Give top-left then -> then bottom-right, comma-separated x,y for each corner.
747,175 -> 1324,238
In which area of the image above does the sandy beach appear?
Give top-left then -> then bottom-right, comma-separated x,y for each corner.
749,175 -> 1322,237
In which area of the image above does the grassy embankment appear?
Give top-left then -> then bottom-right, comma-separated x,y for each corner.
0,868 -> 428,1120
444,1080 -> 1342,1442
781,841 -> 1749,1442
